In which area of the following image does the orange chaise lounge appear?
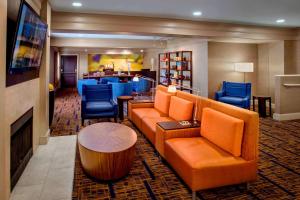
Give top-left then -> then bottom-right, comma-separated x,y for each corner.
128,85 -> 259,200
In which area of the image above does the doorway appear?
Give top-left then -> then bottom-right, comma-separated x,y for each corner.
60,55 -> 78,88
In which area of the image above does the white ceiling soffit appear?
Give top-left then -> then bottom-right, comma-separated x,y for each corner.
51,32 -> 171,40
49,0 -> 300,27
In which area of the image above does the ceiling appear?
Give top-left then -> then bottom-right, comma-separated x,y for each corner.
49,0 -> 300,27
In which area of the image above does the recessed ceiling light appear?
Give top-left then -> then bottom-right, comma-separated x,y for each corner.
193,11 -> 202,16
140,49 -> 144,53
276,19 -> 285,23
72,2 -> 82,7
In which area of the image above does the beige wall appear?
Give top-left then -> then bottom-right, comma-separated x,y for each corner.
166,38 -> 209,97
208,42 -> 258,99
0,0 -> 50,199
79,52 -> 88,79
0,0 -> 7,198
143,49 -> 160,71
257,42 -> 284,102
284,40 -> 300,74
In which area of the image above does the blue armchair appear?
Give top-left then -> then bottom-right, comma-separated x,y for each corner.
77,79 -> 98,96
215,81 -> 251,109
81,84 -> 118,125
132,78 -> 152,94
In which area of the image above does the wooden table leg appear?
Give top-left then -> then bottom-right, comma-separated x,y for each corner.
258,98 -> 267,117
118,99 -> 124,120
253,96 -> 255,111
269,98 -> 272,117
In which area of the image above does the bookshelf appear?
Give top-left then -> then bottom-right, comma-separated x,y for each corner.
158,51 -> 192,92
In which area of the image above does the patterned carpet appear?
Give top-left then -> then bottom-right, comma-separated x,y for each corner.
51,89 -> 300,200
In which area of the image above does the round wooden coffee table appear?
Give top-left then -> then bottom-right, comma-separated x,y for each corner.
78,122 -> 137,181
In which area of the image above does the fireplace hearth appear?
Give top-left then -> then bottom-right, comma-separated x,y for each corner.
10,108 -> 33,190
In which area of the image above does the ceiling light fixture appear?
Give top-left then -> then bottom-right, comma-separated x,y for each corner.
140,49 -> 144,53
193,11 -> 202,16
72,2 -> 82,7
276,19 -> 285,23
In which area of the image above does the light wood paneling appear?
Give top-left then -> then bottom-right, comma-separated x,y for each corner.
52,12 -> 299,40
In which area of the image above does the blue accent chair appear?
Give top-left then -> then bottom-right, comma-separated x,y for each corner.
99,77 -> 119,84
77,79 -> 98,96
132,78 -> 151,94
81,84 -> 118,125
215,81 -> 251,109
109,82 -> 134,100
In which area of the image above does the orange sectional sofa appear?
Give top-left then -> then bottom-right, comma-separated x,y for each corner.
128,85 -> 259,199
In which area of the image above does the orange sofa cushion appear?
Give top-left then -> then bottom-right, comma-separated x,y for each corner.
141,117 -> 173,144
201,108 -> 244,157
154,90 -> 172,115
132,108 -> 162,130
169,96 -> 194,121
164,137 -> 256,190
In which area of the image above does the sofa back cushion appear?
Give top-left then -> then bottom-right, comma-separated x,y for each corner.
201,107 -> 244,156
154,90 -> 172,115
169,96 -> 194,121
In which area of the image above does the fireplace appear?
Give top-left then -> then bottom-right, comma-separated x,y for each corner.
10,108 -> 33,190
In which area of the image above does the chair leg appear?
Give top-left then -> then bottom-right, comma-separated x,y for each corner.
114,117 -> 117,123
81,119 -> 84,126
192,191 -> 196,200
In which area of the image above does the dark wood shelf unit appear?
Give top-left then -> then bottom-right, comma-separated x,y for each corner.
158,51 -> 192,92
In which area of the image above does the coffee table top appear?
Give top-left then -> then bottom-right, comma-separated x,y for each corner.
78,122 -> 137,153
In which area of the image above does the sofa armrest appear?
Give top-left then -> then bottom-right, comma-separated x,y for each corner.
242,96 -> 251,109
155,125 -> 200,158
215,90 -> 225,100
128,100 -> 154,120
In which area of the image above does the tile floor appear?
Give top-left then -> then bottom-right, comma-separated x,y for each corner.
10,135 -> 77,200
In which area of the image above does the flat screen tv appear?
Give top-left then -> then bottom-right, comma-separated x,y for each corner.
6,0 -> 48,86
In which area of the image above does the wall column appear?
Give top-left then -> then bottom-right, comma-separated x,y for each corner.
39,0 -> 51,144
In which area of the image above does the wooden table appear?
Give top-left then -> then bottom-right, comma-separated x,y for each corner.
78,123 -> 137,181
253,95 -> 272,117
117,96 -> 134,120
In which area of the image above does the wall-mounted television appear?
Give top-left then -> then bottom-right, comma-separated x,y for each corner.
6,0 -> 48,86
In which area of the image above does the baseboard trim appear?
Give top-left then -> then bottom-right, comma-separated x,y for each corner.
273,112 -> 300,121
39,129 -> 50,145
